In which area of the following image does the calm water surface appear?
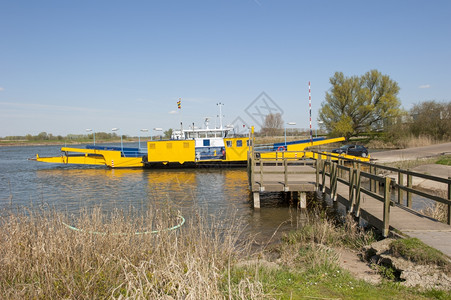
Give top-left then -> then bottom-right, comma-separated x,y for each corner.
0,144 -> 304,241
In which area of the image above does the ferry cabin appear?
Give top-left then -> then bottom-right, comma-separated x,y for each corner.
144,127 -> 250,167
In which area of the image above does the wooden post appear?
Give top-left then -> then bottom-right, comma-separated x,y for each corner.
334,162 -> 339,201
407,171 -> 412,208
369,164 -> 373,192
253,192 -> 260,209
355,167 -> 362,217
321,160 -> 327,193
299,192 -> 307,209
316,155 -> 321,191
330,162 -> 335,200
349,168 -> 355,213
250,153 -> 256,189
260,158 -> 264,188
398,168 -> 403,205
284,158 -> 288,190
331,162 -> 338,201
383,177 -> 391,237
340,159 -> 344,178
447,177 -> 451,225
374,166 -> 379,194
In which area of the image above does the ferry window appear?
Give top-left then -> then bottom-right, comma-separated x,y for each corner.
203,139 -> 210,146
236,140 -> 243,147
184,142 -> 190,148
149,143 -> 156,149
247,140 -> 251,146
226,141 -> 232,147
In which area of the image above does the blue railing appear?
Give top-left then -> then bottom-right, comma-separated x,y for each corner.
86,145 -> 146,157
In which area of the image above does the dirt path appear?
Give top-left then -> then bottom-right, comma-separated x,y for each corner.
337,248 -> 381,284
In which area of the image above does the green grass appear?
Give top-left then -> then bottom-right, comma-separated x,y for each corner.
436,155 -> 451,166
226,250 -> 447,300
390,238 -> 451,272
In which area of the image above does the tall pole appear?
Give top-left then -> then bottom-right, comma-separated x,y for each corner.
217,102 -> 224,129
284,126 -> 287,146
309,81 -> 313,143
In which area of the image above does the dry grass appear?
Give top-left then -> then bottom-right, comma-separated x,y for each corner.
278,203 -> 377,272
421,190 -> 449,224
282,212 -> 376,251
0,206 -> 257,299
368,135 -> 441,150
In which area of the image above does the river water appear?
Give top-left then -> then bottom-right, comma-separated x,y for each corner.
0,144 -> 304,241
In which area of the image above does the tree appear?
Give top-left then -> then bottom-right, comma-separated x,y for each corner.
410,100 -> 451,140
318,70 -> 401,140
37,132 -> 49,140
164,128 -> 173,139
261,113 -> 283,136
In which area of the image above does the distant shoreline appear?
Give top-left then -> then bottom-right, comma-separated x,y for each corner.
0,140 -> 129,147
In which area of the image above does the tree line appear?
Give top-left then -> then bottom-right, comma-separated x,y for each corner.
2,132 -> 120,142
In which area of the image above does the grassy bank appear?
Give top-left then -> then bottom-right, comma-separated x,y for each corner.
1,206 -> 449,299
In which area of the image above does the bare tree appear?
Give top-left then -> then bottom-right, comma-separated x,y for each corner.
410,100 -> 451,140
261,113 -> 283,136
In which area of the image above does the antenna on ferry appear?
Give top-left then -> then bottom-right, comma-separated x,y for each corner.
217,102 -> 224,129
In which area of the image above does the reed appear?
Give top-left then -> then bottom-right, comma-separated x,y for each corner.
0,206 -> 255,299
278,203 -> 377,271
368,134 -> 442,150
421,190 -> 449,224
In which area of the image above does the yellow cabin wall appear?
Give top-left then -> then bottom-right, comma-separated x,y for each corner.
224,138 -> 249,161
147,140 -> 195,163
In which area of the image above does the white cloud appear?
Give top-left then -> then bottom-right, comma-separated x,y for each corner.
0,87 -> 4,91
419,84 -> 431,89
168,110 -> 178,114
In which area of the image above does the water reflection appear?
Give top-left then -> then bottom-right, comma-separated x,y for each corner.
1,145 -> 307,242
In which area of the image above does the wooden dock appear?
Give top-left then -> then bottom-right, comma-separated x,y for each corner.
248,152 -> 317,208
316,154 -> 451,256
247,150 -> 451,256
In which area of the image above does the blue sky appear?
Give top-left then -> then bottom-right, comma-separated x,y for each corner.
1,0 -> 450,137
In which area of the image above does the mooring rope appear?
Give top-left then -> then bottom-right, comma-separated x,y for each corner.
62,215 -> 185,235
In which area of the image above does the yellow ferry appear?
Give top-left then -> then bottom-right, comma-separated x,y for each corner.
30,108 -> 370,168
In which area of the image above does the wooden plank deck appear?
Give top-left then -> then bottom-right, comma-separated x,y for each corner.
249,161 -> 318,208
322,179 -> 451,257
247,151 -> 451,257
250,165 -> 316,192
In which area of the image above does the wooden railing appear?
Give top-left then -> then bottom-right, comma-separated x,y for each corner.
313,151 -> 451,236
249,150 -> 315,192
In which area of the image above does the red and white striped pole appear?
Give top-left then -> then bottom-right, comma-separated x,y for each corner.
309,81 -> 313,143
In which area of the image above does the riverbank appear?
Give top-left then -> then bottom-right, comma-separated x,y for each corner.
2,143 -> 451,298
1,202 -> 450,299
